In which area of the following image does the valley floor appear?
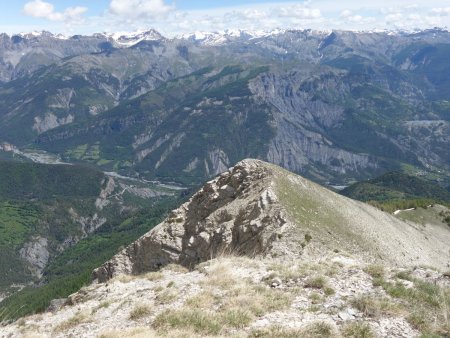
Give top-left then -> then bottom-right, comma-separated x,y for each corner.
2,254 -> 449,338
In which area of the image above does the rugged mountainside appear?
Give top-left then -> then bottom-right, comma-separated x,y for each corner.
341,171 -> 450,203
1,159 -> 449,338
0,29 -> 449,186
94,159 -> 450,282
0,159 -> 180,304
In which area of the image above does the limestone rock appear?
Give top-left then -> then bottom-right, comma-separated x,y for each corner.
93,159 -> 289,281
92,159 -> 450,282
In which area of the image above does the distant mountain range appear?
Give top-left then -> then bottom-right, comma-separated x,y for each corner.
0,28 -> 449,187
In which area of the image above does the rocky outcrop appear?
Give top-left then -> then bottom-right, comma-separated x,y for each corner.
92,159 -> 289,282
19,236 -> 49,278
32,113 -> 74,134
93,159 -> 450,282
249,71 -> 377,176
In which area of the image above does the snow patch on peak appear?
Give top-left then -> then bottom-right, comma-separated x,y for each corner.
18,31 -> 55,39
103,29 -> 165,47
178,29 -> 289,46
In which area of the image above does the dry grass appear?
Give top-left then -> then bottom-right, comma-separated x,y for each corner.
300,321 -> 337,337
114,274 -> 137,283
364,264 -> 385,279
340,321 -> 376,338
153,309 -> 223,335
92,300 -> 111,313
350,295 -> 401,318
163,264 -> 189,274
380,276 -> 450,336
304,275 -> 328,289
201,263 -> 237,289
53,310 -> 90,332
155,288 -> 179,305
143,271 -> 164,281
266,262 -> 311,282
153,259 -> 292,336
129,304 -> 152,320
249,326 -> 306,338
99,327 -> 157,338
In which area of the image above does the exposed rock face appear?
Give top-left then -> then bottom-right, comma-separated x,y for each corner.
249,70 -> 376,175
93,159 -> 289,281
19,236 -> 49,278
93,159 -> 450,283
32,113 -> 74,134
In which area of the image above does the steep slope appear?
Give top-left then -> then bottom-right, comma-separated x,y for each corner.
93,159 -> 450,283
0,159 -> 180,302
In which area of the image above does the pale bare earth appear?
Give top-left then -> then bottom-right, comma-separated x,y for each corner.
3,256 -> 447,338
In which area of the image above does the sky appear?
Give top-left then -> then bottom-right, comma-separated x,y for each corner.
1,0 -> 450,36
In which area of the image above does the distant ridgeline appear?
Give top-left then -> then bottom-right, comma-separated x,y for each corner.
341,171 -> 450,215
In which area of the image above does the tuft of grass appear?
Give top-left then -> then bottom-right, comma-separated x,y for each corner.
324,286 -> 335,296
350,295 -> 401,318
54,311 -> 90,332
395,270 -> 413,281
341,321 -> 375,338
153,309 -> 222,335
220,308 -> 253,328
364,264 -> 385,279
304,275 -> 328,289
129,304 -> 152,320
201,263 -> 237,289
380,277 -> 450,336
143,272 -> 163,281
155,289 -> 178,305
250,326 -> 305,338
309,292 -> 323,304
407,311 -> 430,332
301,321 -> 336,337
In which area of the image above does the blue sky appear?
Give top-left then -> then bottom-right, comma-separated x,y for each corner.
1,0 -> 450,36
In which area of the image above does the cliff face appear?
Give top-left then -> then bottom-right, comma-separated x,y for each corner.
93,159 -> 450,282
93,159 -> 289,281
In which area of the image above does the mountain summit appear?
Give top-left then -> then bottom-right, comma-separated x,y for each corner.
93,159 -> 450,282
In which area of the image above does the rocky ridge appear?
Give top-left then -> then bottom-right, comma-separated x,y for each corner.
93,159 -> 450,283
93,159 -> 288,281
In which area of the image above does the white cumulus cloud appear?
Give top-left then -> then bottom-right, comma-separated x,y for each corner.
23,0 -> 87,22
109,0 -> 175,19
278,4 -> 322,19
431,7 -> 450,16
